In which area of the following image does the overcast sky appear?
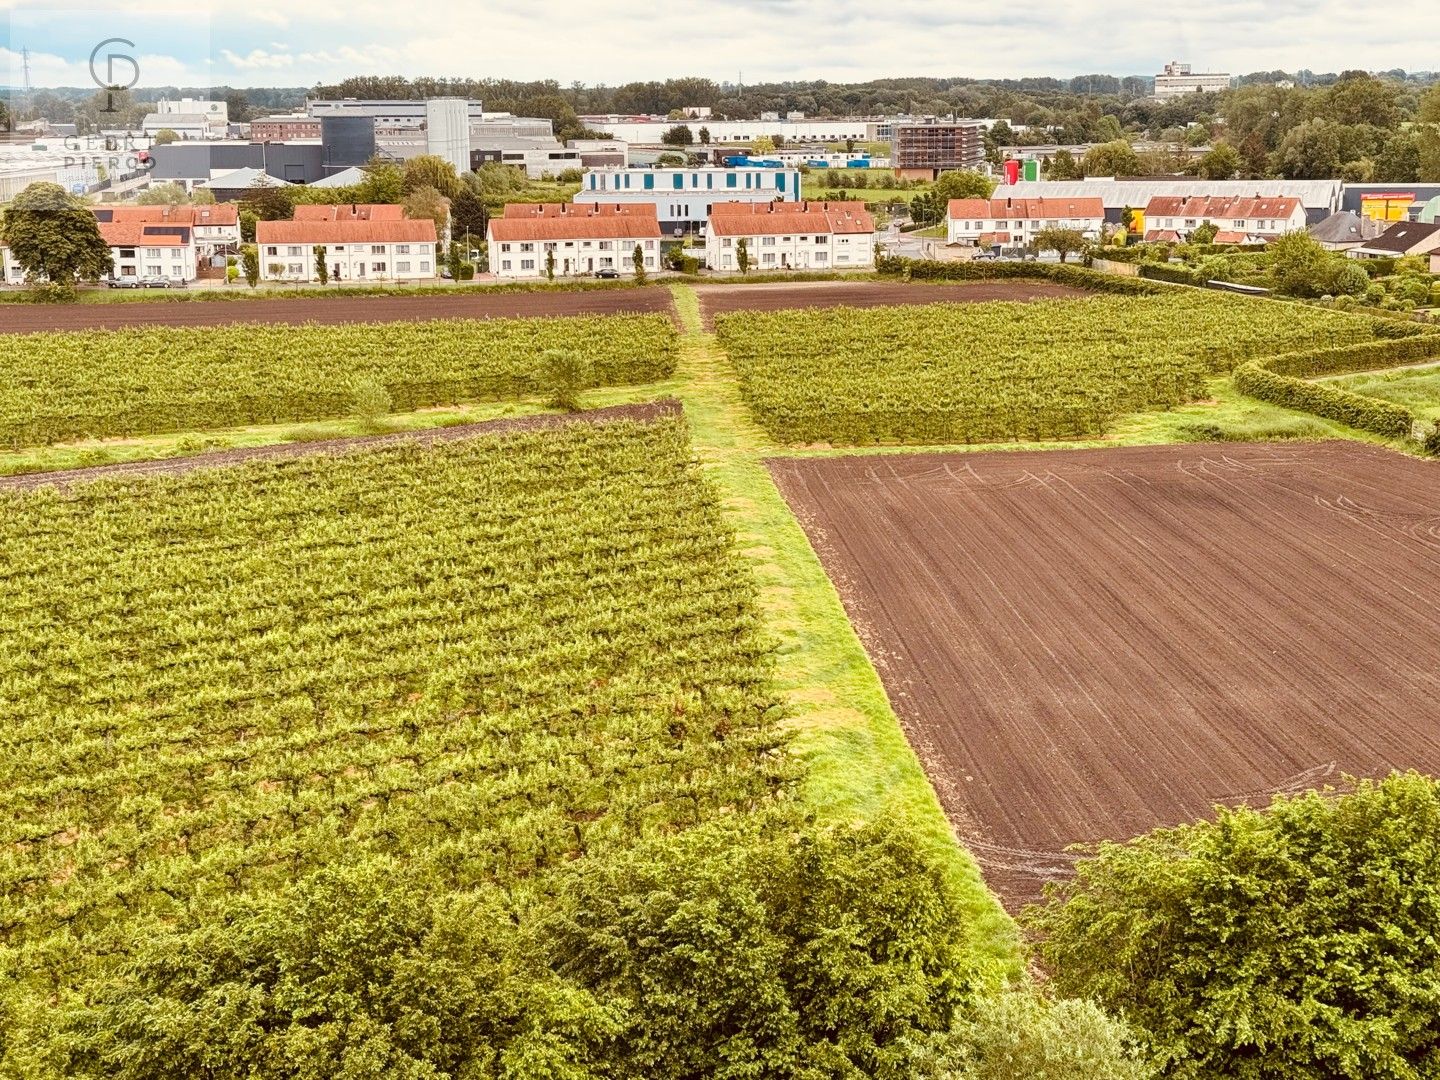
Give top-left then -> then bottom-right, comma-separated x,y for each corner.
4,0 -> 1438,91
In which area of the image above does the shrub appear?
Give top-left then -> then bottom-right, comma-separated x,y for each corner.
348,378 -> 393,426
535,348 -> 592,411
1030,774 -> 1440,1080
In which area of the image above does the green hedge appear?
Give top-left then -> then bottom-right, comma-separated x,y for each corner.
875,256 -> 1169,295
1233,362 -> 1416,438
1266,334 -> 1439,378
1139,263 -> 1205,287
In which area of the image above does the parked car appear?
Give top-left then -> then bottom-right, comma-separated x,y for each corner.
107,277 -> 143,289
139,276 -> 184,288
595,268 -> 620,279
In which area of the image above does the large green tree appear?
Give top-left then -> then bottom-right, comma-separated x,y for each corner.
1080,140 -> 1142,177
449,183 -> 489,245
1031,773 -> 1440,1080
1196,141 -> 1241,180
401,154 -> 461,199
0,182 -> 111,285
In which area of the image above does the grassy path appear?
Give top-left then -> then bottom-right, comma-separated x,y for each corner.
636,284 -> 1023,976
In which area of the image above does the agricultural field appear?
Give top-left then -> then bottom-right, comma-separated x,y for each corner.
0,409 -> 790,1011
769,440 -> 1440,906
0,312 -> 677,448
716,291 -> 1394,445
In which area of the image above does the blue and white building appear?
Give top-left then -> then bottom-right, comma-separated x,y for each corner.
575,166 -> 802,235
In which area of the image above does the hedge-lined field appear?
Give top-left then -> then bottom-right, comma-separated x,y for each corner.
0,415 -> 787,1023
0,312 -> 677,448
716,292 -> 1393,445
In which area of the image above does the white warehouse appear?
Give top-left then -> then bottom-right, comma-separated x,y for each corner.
576,166 -> 801,235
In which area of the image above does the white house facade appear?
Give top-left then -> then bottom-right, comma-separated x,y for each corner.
576,167 -> 801,234
98,222 -> 199,282
705,201 -> 876,272
947,197 -> 1107,248
1143,196 -> 1307,243
254,216 -> 438,283
488,203 -> 661,280
94,204 -> 241,260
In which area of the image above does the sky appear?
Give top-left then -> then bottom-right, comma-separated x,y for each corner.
3,0 -> 1439,91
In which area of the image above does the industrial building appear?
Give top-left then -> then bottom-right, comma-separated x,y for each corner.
892,121 -> 986,180
1153,62 -> 1232,98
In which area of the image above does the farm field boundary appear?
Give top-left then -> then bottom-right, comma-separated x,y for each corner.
769,440 -> 1440,908
0,285 -> 678,332
695,280 -> 1088,326
0,401 -> 678,490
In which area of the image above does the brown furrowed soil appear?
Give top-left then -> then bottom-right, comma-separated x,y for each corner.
769,441 -> 1440,907
696,280 -> 1087,327
0,287 -> 676,334
0,401 -> 678,490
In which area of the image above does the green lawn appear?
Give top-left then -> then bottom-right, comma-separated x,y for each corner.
1322,362 -> 1440,420
801,177 -> 922,205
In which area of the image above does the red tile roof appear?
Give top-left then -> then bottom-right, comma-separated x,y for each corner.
949,197 -> 1105,221
292,203 -> 406,222
255,218 -> 437,244
97,222 -> 191,247
490,203 -> 662,241
707,200 -> 874,237
1143,195 -> 1302,221
96,204 -> 238,226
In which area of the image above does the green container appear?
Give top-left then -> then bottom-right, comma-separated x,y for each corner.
1022,159 -> 1040,182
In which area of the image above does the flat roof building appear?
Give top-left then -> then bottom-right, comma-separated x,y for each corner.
893,121 -> 986,180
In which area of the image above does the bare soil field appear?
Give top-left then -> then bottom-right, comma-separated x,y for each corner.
0,401 -> 677,490
0,287 -> 676,334
770,441 -> 1440,906
697,280 -> 1088,326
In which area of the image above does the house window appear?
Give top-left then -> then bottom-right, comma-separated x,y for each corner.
333,245 -> 345,252
147,264 -> 162,275
500,243 -> 512,252
371,262 -> 386,273
501,259 -> 512,270
145,248 -> 161,258
288,246 -> 303,257
520,258 -> 535,270
645,240 -> 655,250
722,238 -> 733,248
520,242 -> 534,252
396,244 -> 411,254
762,252 -> 776,264
396,261 -> 411,272
371,245 -> 385,255
287,262 -> 303,275
599,241 -> 613,250
420,261 -> 431,272
815,236 -> 826,244
815,252 -> 828,263
761,236 -> 776,246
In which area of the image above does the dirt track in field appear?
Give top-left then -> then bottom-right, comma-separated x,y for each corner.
770,441 -> 1440,908
696,280 -> 1088,326
0,288 -> 676,333
0,401 -> 678,490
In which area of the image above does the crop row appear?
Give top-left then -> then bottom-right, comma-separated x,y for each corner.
0,414 -> 791,1000
715,293 -> 1398,445
0,312 -> 678,449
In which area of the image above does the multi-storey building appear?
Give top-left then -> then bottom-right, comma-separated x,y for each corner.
705,201 -> 876,272
1142,195 -> 1306,243
947,197 -> 1106,248
93,204 -> 241,259
488,203 -> 661,279
893,121 -> 986,180
98,222 -> 198,283
1153,62 -> 1231,99
255,215 -> 438,283
250,114 -> 323,141
576,166 -> 802,235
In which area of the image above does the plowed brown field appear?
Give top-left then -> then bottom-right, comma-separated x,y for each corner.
770,442 -> 1440,906
0,287 -> 676,334
696,280 -> 1087,326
